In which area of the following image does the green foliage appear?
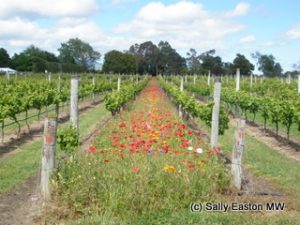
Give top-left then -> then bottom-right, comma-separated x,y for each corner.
102,50 -> 136,74
159,78 -> 229,135
232,53 -> 254,76
58,38 -> 101,70
105,78 -> 149,114
57,124 -> 79,153
0,48 -> 11,67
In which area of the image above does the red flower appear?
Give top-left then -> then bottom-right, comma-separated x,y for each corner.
132,167 -> 140,173
104,159 -> 110,163
88,146 -> 96,153
187,164 -> 196,170
187,130 -> 193,135
119,143 -> 126,148
119,123 -> 126,128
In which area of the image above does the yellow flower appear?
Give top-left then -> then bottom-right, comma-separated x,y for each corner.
163,165 -> 177,173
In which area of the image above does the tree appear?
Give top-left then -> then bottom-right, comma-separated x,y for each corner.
11,45 -> 59,72
232,54 -> 254,76
158,41 -> 186,75
251,52 -> 282,76
102,50 -> 136,74
186,48 -> 202,74
0,48 -> 11,67
199,49 -> 224,75
58,38 -> 101,70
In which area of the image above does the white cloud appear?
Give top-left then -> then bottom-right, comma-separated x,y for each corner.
114,1 -> 246,51
286,23 -> 300,39
225,2 -> 250,18
239,35 -> 256,43
0,0 -> 98,19
111,0 -> 138,6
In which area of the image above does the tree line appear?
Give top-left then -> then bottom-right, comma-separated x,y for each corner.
0,38 -> 297,76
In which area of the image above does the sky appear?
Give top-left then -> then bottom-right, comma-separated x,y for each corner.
0,0 -> 300,73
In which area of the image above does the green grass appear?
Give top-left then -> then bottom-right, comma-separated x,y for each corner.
195,118 -> 300,197
0,103 -> 108,194
67,210 -> 300,225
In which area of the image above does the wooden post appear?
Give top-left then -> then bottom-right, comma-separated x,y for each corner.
236,68 -> 240,91
231,119 -> 246,190
210,80 -> 221,149
117,76 -> 121,92
250,73 -> 253,89
6,71 -> 10,80
92,75 -> 96,104
193,74 -> 196,85
287,73 -> 291,84
41,118 -> 57,201
48,72 -> 52,83
298,74 -> 300,95
185,75 -> 187,83
254,75 -> 257,83
70,77 -> 79,131
207,70 -> 211,85
179,76 -> 184,118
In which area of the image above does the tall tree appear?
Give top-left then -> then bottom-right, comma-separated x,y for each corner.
186,48 -> 202,74
58,38 -> 101,70
199,49 -> 223,75
11,45 -> 59,71
251,52 -> 282,76
102,50 -> 135,74
232,53 -> 254,75
0,48 -> 11,67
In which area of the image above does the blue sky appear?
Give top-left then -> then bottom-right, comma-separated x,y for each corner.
0,0 -> 299,73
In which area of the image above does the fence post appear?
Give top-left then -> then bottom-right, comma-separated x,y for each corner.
298,74 -> 300,95
231,119 -> 246,190
210,79 -> 221,149
193,74 -> 196,85
250,73 -> 253,89
70,77 -> 79,131
287,73 -> 291,84
236,68 -> 240,91
179,76 -> 184,118
207,70 -> 211,85
117,76 -> 121,92
41,118 -> 57,201
92,75 -> 96,104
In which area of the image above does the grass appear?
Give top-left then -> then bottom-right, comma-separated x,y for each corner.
0,102 -> 108,194
195,118 -> 300,197
68,210 -> 300,225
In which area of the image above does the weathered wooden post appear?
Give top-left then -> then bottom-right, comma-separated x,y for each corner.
236,68 -> 240,91
193,74 -> 196,85
6,71 -> 10,80
207,70 -> 211,85
117,76 -> 121,92
210,78 -> 221,149
287,73 -> 291,84
179,76 -> 184,118
41,118 -> 57,201
70,77 -> 79,131
250,73 -> 253,89
231,119 -> 246,190
185,75 -> 187,83
92,75 -> 96,104
48,72 -> 52,83
298,74 -> 300,95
